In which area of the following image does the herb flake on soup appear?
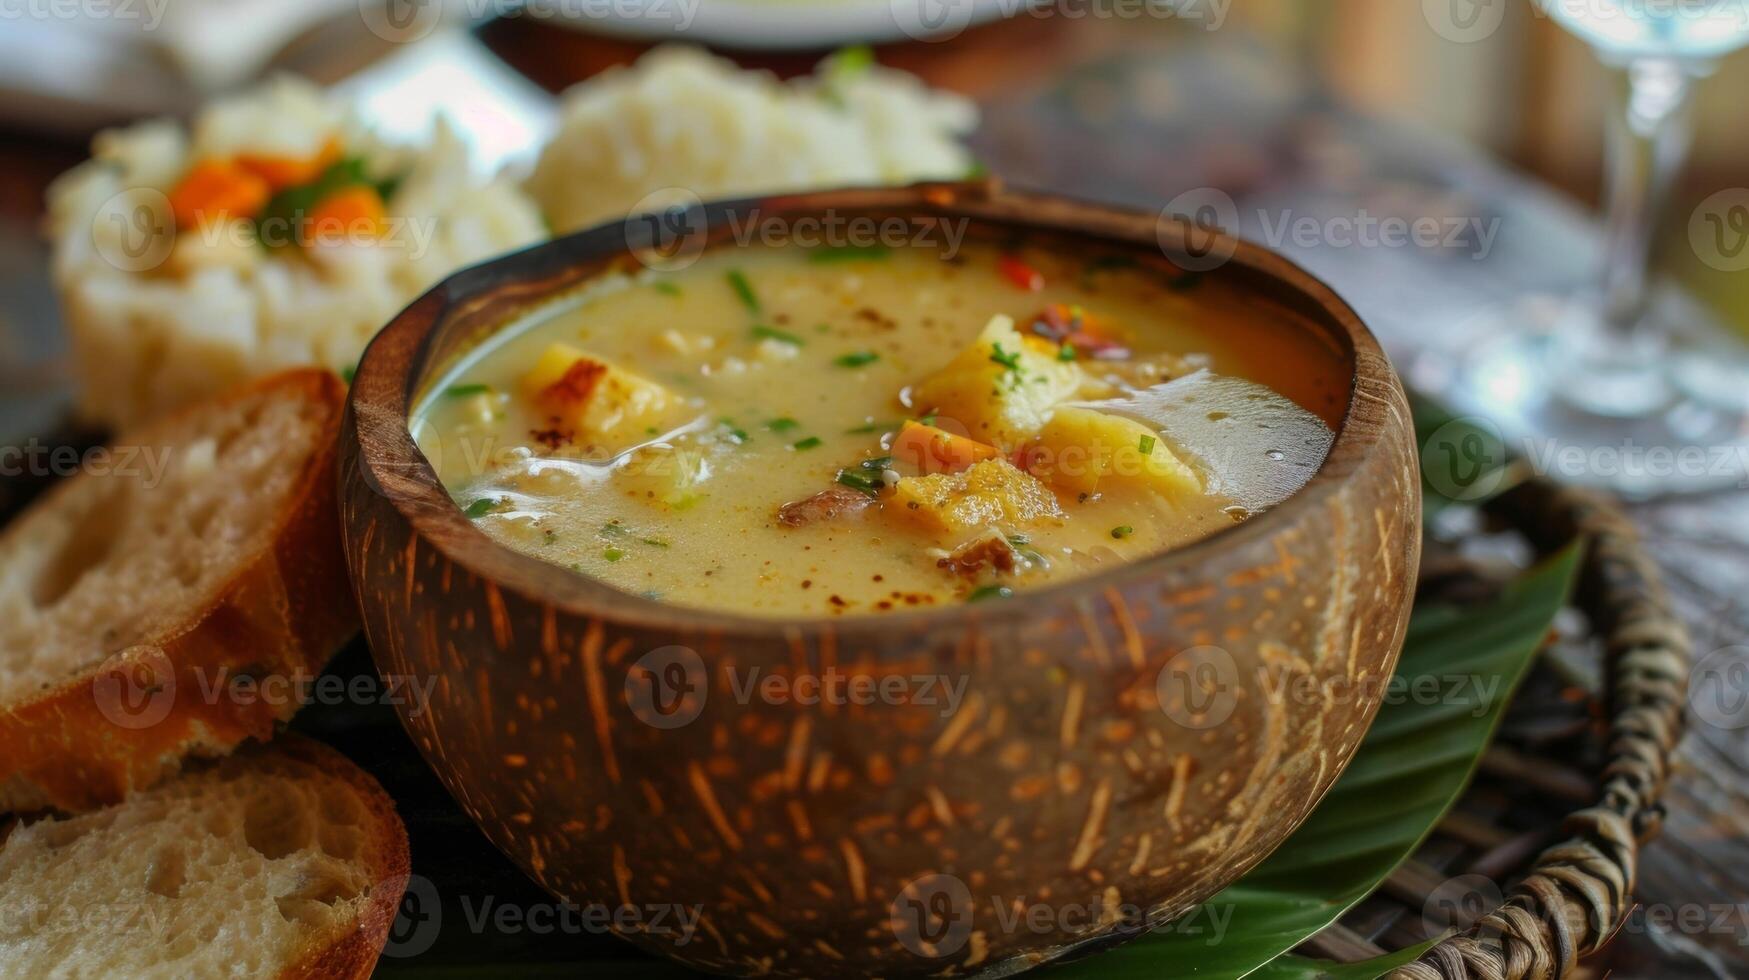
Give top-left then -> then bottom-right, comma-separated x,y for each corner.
414,241 -> 1346,617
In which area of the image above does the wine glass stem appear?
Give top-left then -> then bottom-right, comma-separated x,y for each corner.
1598,58 -> 1695,340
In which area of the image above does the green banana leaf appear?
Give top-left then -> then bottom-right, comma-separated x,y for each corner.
1047,545 -> 1580,980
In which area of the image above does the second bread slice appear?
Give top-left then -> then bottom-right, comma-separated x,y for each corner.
0,735 -> 409,979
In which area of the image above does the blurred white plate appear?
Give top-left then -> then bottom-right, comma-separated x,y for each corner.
548,0 -> 1028,49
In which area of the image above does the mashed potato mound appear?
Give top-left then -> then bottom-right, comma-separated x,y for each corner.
46,77 -> 547,430
526,46 -> 979,234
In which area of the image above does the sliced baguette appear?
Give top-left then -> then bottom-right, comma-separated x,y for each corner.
0,735 -> 409,979
0,368 -> 356,813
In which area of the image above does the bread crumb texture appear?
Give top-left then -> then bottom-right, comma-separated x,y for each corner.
0,377 -> 329,705
0,743 -> 398,979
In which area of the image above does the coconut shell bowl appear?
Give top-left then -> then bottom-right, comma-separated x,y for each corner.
338,183 -> 1422,978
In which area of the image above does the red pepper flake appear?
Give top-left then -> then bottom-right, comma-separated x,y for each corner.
998,254 -> 1044,292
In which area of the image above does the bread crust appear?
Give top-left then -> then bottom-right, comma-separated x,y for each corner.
0,369 -> 359,814
267,735 -> 412,980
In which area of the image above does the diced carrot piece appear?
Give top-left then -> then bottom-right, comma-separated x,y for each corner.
892,420 -> 1000,475
998,253 -> 1043,292
305,185 -> 386,245
236,137 -> 341,191
167,160 -> 271,229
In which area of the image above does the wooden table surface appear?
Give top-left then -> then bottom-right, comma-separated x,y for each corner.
0,16 -> 1743,979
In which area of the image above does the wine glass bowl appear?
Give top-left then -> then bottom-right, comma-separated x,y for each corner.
1444,0 -> 1749,496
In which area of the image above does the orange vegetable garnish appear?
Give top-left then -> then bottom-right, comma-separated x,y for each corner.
305,185 -> 387,245
167,160 -> 271,229
998,254 -> 1044,292
892,420 -> 1000,474
236,137 -> 341,191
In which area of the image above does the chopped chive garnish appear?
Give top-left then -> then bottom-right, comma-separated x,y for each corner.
445,383 -> 492,398
654,281 -> 682,296
463,498 -> 498,519
1006,533 -> 1031,546
846,419 -> 898,434
1139,434 -> 1156,455
835,350 -> 880,368
807,245 -> 891,263
727,269 -> 760,312
1111,525 -> 1135,539
603,547 -> 626,562
916,412 -> 938,427
836,470 -> 882,495
718,418 -> 750,444
791,436 -> 823,450
640,537 -> 671,548
600,521 -> 629,538
968,585 -> 1014,603
765,417 -> 800,432
989,343 -> 1023,373
1057,343 -> 1077,362
340,364 -> 357,384
752,324 -> 805,346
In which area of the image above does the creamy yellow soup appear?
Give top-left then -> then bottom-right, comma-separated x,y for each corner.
414,239 -> 1346,617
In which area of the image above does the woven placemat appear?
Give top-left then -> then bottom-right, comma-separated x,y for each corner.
1298,478 -> 1690,980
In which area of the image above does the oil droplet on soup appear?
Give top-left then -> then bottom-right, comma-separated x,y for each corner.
413,241 -> 1347,617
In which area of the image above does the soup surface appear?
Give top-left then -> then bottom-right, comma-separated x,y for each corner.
415,238 -> 1347,617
